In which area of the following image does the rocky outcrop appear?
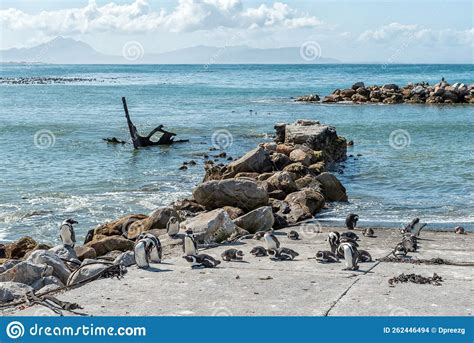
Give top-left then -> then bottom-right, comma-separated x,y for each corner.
93,214 -> 148,239
316,172 -> 348,202
27,250 -> 71,284
3,237 -> 50,259
193,179 -> 269,212
233,206 -> 274,233
0,282 -> 34,302
265,171 -> 298,196
74,246 -> 97,261
294,94 -> 320,102
222,147 -> 273,178
0,260 -> 53,285
320,80 -> 474,104
85,236 -> 134,257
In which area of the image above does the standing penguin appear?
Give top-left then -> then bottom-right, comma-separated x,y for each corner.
59,219 -> 78,248
345,213 -> 359,230
134,237 -> 155,268
264,231 -> 280,251
337,238 -> 359,270
166,217 -> 180,237
183,229 -> 198,256
328,231 -> 340,253
137,233 -> 162,263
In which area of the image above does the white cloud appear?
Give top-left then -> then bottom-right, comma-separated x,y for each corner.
358,22 -> 474,46
0,0 -> 321,35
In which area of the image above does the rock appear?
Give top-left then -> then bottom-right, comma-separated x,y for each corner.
283,163 -> 312,179
0,282 -> 34,302
261,142 -> 277,153
295,175 -> 323,193
0,260 -> 53,285
340,88 -> 356,98
289,148 -> 313,166
113,251 -> 136,267
74,246 -> 97,261
233,206 -> 274,234
193,179 -> 269,212
257,172 -> 275,181
308,161 -> 326,175
351,93 -> 369,102
315,172 -> 348,202
222,147 -> 273,178
222,206 -> 245,220
85,236 -> 134,257
182,209 -> 237,243
285,189 -> 325,216
274,124 -> 287,143
94,214 -> 148,238
4,236 -> 39,259
356,87 -> 370,97
268,190 -> 287,200
271,152 -> 291,170
235,172 -> 260,179
382,83 -> 399,91
295,94 -> 320,102
67,260 -> 111,286
0,259 -> 21,273
352,82 -> 365,90
27,250 -> 71,284
0,244 -> 5,258
265,171 -> 298,195
49,245 -> 77,261
31,276 -> 64,291
280,121 -> 347,163
442,90 -> 459,103
275,144 -> 295,156
172,199 -> 206,214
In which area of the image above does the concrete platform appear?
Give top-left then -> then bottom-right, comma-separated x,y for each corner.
2,225 -> 473,316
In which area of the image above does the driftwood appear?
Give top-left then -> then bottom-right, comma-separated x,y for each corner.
122,97 -> 189,149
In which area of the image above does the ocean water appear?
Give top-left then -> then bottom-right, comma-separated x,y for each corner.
0,64 -> 473,243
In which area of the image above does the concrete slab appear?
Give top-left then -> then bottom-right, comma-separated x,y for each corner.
2,225 -> 473,316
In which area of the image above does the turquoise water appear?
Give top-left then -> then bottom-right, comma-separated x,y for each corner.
1,64 -> 473,243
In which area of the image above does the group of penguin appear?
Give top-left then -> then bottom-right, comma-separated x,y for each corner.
59,213 -> 455,272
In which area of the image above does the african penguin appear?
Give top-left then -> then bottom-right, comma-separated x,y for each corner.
221,248 -> 244,261
362,228 -> 375,237
268,247 -> 299,261
137,233 -> 162,263
166,217 -> 180,237
357,250 -> 372,262
134,237 -> 156,269
393,243 -> 407,258
345,213 -> 359,230
327,231 -> 340,253
287,230 -> 300,240
400,218 -> 426,236
183,254 -> 221,268
402,234 -> 418,252
253,231 -> 266,240
337,240 -> 359,270
341,231 -> 359,241
264,231 -> 280,251
59,219 -> 78,248
183,229 -> 198,256
250,246 -> 268,257
454,226 -> 465,234
315,251 -> 339,263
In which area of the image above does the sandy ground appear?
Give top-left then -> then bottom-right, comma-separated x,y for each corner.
2,224 -> 473,316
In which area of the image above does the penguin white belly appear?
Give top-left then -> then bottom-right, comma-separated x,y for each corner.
264,235 -> 277,250
134,241 -> 149,268
184,236 -> 197,256
60,227 -> 73,246
167,223 -> 179,236
343,244 -> 353,269
149,247 -> 161,263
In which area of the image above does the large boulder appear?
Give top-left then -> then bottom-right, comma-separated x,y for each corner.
113,251 -> 136,267
315,172 -> 348,202
49,245 -> 77,261
265,171 -> 298,195
289,148 -> 313,166
93,214 -> 148,239
295,175 -> 323,193
0,259 -> 21,273
27,250 -> 71,284
0,282 -> 34,303
193,179 -> 269,212
233,206 -> 274,234
74,246 -> 97,261
31,276 -> 64,291
271,153 -> 291,170
126,207 -> 179,239
182,209 -> 237,243
222,206 -> 245,220
3,236 -> 45,259
283,162 -> 312,179
67,260 -> 112,286
85,236 -> 134,257
285,189 -> 325,216
222,147 -> 273,178
0,261 -> 53,285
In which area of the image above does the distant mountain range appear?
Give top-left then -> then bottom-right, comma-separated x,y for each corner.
0,37 -> 340,64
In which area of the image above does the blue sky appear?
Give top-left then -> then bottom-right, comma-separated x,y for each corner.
1,0 -> 473,63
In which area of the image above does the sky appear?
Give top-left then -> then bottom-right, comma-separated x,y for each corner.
1,0 -> 473,63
